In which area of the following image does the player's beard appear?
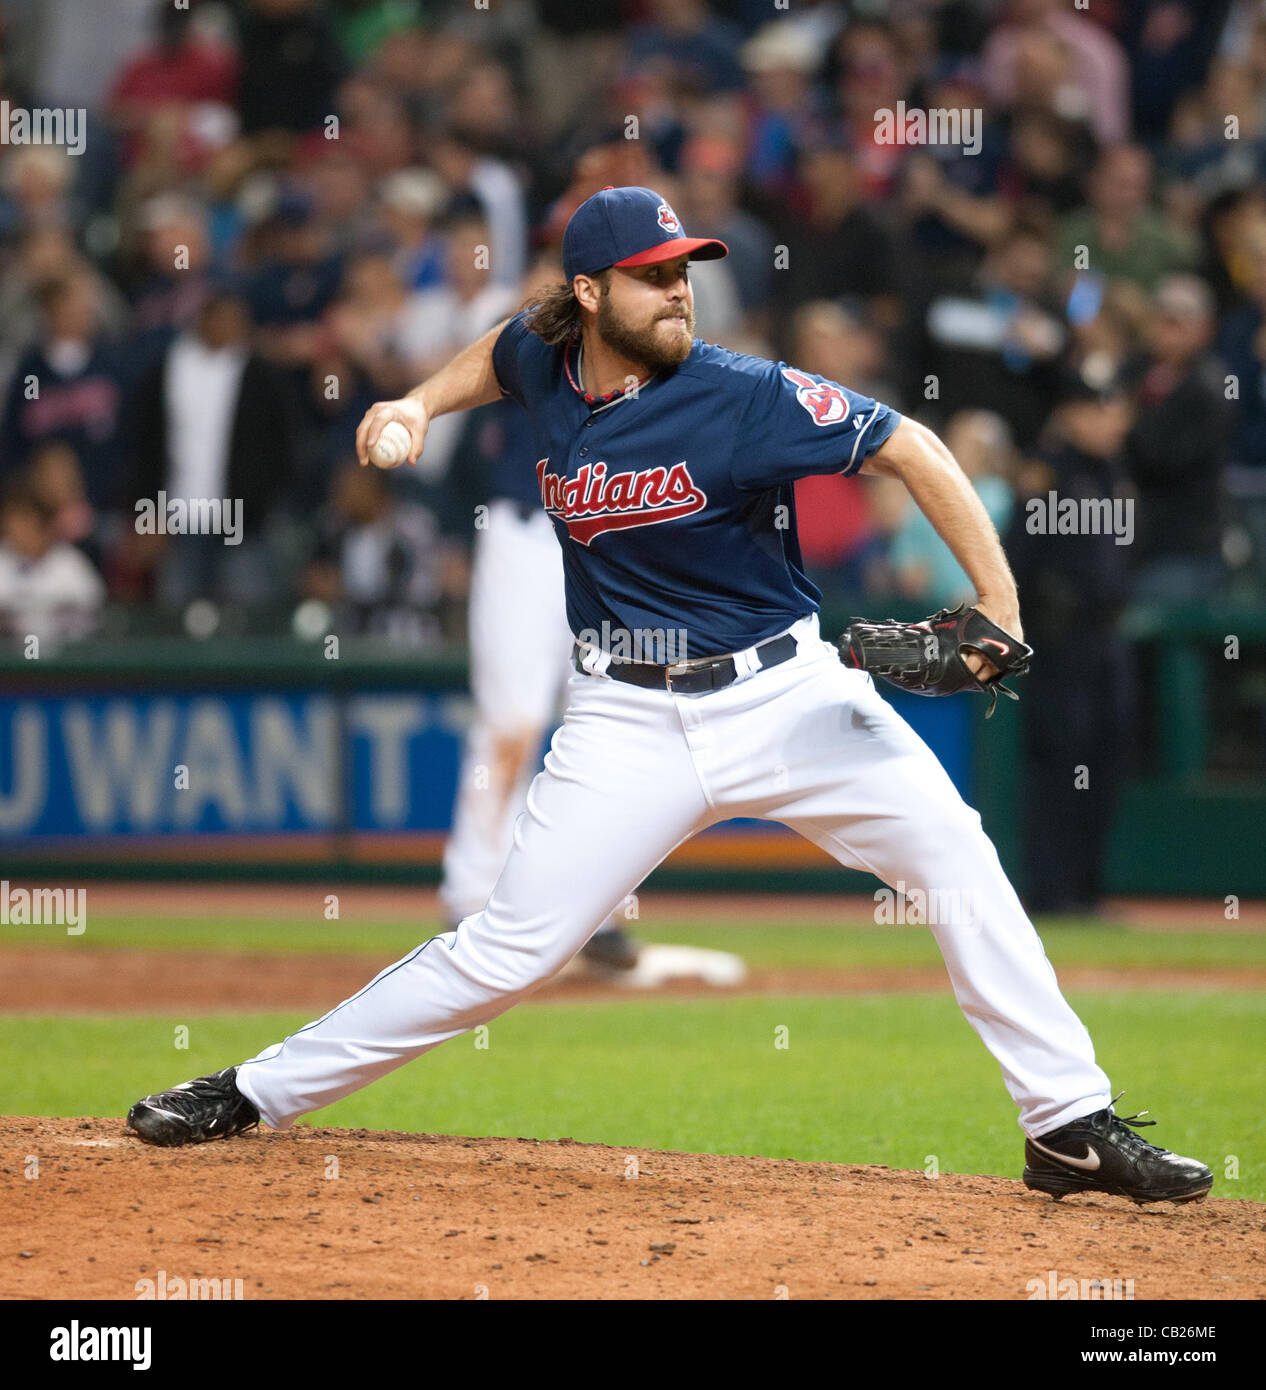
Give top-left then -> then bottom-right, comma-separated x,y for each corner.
596,291 -> 695,374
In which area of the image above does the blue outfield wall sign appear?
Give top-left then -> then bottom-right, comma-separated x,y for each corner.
0,691 -> 468,839
0,687 -> 968,845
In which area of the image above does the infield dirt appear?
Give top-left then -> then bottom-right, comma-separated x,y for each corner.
4,947 -> 1262,1012
2,1116 -> 1262,1300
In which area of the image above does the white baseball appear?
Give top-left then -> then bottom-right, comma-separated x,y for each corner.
369,420 -> 412,469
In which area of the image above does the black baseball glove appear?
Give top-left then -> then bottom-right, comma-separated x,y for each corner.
835,602 -> 1034,717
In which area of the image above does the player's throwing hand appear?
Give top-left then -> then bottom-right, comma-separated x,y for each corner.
356,396 -> 430,468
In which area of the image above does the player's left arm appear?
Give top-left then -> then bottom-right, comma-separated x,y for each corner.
862,416 -> 1020,676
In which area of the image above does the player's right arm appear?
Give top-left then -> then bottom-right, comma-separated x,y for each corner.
356,316 -> 512,467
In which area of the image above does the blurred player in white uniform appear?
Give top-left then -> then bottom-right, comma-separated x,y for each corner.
439,261 -> 639,969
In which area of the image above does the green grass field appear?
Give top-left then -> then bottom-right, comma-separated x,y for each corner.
3,909 -> 1263,1200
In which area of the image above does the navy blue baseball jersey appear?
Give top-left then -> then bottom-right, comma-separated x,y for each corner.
455,397 -> 543,508
492,310 -> 902,657
490,399 -> 547,508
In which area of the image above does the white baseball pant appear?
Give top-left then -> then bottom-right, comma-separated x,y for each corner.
237,613 -> 1112,1137
439,499 -> 575,924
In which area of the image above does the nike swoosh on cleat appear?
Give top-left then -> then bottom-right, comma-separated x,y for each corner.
1029,1137 -> 1101,1171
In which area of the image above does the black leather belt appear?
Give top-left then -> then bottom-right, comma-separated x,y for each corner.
574,632 -> 799,695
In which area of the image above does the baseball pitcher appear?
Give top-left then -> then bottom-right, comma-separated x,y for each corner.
127,187 -> 1211,1207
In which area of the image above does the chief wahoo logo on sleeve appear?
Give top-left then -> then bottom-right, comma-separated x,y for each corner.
781,367 -> 851,426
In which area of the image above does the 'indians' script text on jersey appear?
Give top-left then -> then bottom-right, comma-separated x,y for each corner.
493,310 -> 901,656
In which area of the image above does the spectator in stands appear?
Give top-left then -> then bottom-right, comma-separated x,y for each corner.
889,410 -> 1017,610
0,147 -> 76,239
525,0 -> 626,135
320,249 -> 427,401
121,193 -> 219,379
983,0 -> 1131,145
245,187 -> 344,371
428,128 -> 528,291
1007,368 -> 1136,917
0,230 -> 129,399
1065,278 -> 1150,396
626,0 -> 747,97
1165,58 -> 1266,204
769,145 -> 902,352
601,59 -> 687,176
445,60 -> 526,163
0,270 -> 124,514
390,211 -> 520,482
300,143 -> 379,258
126,287 -> 297,607
0,481 -> 105,650
737,20 -> 829,208
739,23 -> 828,194
196,139 -> 259,266
336,79 -> 416,179
1057,145 -> 1198,292
305,248 -> 416,493
235,0 -> 345,137
1199,184 -> 1266,315
899,58 -> 1010,283
1216,225 -> 1266,468
674,134 -> 775,329
1125,273 -> 1234,600
379,168 -> 450,292
367,23 -> 464,116
997,109 -> 1097,226
303,461 -> 462,648
107,0 -> 239,168
26,440 -> 97,556
730,0 -> 841,47
1127,0 -> 1238,145
832,20 -> 910,201
921,221 -> 1066,450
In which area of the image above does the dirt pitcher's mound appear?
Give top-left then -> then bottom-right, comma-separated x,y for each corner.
0,1118 -> 1259,1301
6,948 -> 1264,1013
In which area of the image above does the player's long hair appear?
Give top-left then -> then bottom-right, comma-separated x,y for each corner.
521,270 -> 610,345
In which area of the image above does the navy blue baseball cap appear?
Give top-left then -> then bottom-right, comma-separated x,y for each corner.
562,185 -> 728,281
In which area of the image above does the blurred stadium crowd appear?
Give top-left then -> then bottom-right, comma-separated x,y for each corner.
1,0 -> 1265,651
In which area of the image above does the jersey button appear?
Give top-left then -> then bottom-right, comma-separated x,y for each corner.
584,418 -> 594,426
578,447 -> 589,457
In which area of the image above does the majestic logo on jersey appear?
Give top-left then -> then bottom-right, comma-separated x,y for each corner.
656,202 -> 681,234
536,458 -> 707,545
781,367 -> 850,426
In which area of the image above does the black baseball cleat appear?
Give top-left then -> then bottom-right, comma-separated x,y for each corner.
1023,1094 -> 1213,1205
127,1067 -> 260,1148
